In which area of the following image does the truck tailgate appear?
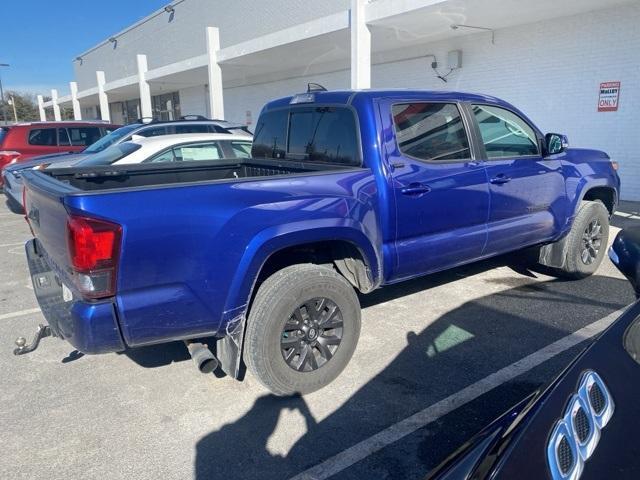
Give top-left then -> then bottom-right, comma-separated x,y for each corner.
22,171 -> 77,284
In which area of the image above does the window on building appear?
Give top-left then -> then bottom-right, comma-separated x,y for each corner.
28,128 -> 57,146
471,105 -> 539,158
152,92 -> 181,121
392,103 -> 471,162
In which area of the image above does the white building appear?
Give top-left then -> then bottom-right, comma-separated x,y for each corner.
41,0 -> 639,198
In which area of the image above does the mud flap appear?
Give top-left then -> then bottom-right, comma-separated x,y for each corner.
538,235 -> 570,269
217,313 -> 246,379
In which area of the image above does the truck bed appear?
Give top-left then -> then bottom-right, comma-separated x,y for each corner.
44,158 -> 355,192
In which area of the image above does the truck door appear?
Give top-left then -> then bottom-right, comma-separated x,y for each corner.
379,99 -> 490,281
467,103 -> 568,256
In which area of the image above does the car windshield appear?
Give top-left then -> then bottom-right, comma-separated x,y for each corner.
76,142 -> 142,166
83,124 -> 140,153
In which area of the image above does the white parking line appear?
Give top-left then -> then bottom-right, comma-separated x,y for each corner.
614,211 -> 640,220
0,307 -> 41,321
289,307 -> 627,480
0,242 -> 25,248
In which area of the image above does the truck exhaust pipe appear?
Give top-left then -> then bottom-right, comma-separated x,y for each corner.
184,340 -> 218,374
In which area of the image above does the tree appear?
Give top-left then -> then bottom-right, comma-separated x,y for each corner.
1,91 -> 39,122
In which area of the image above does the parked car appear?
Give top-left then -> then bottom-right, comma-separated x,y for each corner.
17,89 -> 620,396
61,133 -> 252,167
426,227 -> 640,480
0,121 -> 120,173
2,117 -> 252,209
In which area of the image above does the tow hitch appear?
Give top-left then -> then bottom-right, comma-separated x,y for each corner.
14,324 -> 53,356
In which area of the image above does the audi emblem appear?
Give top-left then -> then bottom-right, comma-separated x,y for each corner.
547,371 -> 615,480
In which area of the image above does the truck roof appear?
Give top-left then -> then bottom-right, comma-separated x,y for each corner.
263,89 -> 513,111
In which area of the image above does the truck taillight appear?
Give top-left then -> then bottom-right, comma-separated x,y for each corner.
0,150 -> 20,169
67,215 -> 122,299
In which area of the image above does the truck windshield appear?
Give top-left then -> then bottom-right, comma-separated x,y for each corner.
76,142 -> 142,166
83,124 -> 140,154
252,106 -> 360,166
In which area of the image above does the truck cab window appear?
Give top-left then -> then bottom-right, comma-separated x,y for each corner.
392,103 -> 471,161
252,106 -> 359,166
471,105 -> 539,158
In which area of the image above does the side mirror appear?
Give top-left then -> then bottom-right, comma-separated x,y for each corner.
545,133 -> 569,155
610,228 -> 640,298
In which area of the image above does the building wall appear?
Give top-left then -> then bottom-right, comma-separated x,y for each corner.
178,85 -> 208,118
371,3 -> 639,199
227,3 -> 639,199
73,0 -> 348,90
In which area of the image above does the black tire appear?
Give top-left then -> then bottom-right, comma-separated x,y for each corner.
557,200 -> 610,279
244,264 -> 361,396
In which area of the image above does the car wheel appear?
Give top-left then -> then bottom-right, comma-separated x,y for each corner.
558,200 -> 610,279
244,264 -> 361,396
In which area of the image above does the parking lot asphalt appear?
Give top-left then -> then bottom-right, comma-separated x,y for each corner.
1,198 -> 637,480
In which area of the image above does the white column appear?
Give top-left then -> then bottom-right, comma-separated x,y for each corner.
70,82 -> 82,120
350,0 -> 371,89
136,54 -> 153,119
206,26 -> 224,119
96,70 -> 110,122
37,95 -> 46,121
51,89 -> 62,121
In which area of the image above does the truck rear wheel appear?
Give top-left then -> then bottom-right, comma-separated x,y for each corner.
557,200 -> 610,279
244,264 -> 361,396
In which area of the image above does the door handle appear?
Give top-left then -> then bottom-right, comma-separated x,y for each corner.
490,174 -> 511,185
401,183 -> 431,196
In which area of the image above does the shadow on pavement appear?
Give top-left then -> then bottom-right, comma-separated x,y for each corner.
193,273 -> 634,480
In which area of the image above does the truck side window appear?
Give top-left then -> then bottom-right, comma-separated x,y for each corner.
471,105 -> 539,158
392,103 -> 471,161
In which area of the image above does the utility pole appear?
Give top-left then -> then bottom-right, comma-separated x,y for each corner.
9,96 -> 18,122
0,63 -> 8,125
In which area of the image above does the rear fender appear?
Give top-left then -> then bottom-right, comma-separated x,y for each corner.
217,219 -> 381,378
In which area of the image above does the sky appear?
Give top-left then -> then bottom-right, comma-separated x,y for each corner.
1,0 -> 169,96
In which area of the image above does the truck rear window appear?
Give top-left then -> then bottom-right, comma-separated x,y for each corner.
252,106 -> 360,166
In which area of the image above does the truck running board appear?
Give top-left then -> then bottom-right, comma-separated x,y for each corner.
13,324 -> 53,356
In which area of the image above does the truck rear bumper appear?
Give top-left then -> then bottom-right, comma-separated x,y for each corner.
26,239 -> 125,354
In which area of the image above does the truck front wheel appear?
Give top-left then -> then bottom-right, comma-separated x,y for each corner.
244,264 -> 361,396
557,200 -> 610,279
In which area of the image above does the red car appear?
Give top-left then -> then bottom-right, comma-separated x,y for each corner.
0,121 -> 120,172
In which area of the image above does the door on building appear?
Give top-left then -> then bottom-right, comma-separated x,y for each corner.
467,103 -> 569,255
379,99 -> 490,281
152,92 -> 181,121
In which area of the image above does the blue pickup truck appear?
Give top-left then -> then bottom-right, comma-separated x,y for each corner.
18,89 -> 620,395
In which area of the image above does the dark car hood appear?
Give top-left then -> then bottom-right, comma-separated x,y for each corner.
5,152 -> 88,173
430,300 -> 640,480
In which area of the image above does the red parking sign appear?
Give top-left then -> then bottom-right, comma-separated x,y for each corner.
598,81 -> 620,112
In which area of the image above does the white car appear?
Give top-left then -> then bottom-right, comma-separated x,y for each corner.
54,133 -> 253,168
